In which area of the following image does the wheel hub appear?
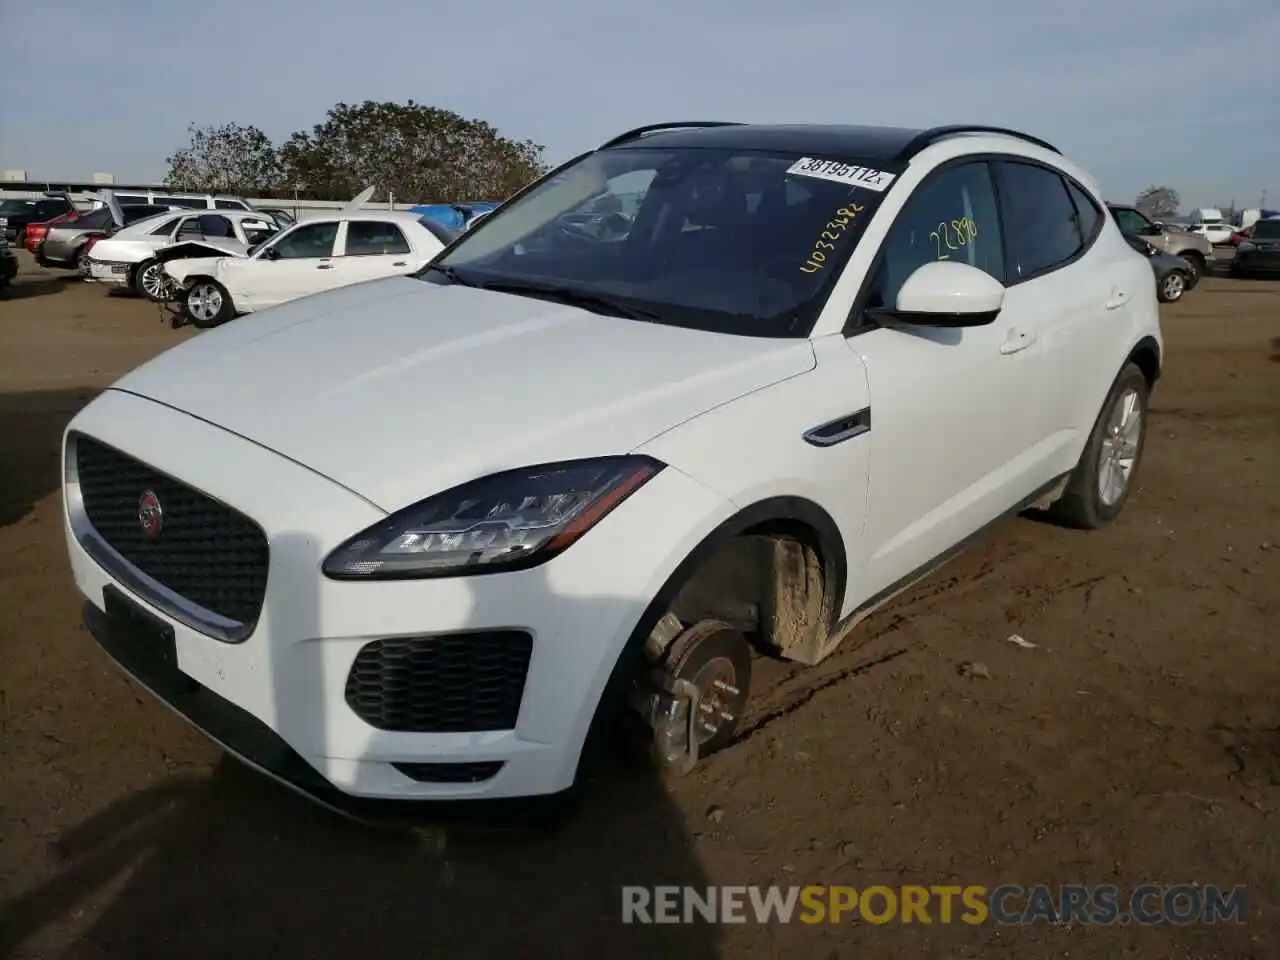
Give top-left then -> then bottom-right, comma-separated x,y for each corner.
1097,386 -> 1142,506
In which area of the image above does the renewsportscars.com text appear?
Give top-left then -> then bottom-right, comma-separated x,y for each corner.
622,884 -> 1247,926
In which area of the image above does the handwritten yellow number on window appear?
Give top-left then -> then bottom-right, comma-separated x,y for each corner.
930,216 -> 978,261
801,203 -> 866,273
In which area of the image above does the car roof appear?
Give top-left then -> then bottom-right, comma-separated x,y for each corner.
607,123 -> 928,165
299,210 -> 439,224
601,122 -> 1061,167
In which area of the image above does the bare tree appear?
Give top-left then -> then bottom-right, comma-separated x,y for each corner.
1135,185 -> 1180,219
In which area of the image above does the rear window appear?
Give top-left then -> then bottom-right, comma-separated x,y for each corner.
0,200 -> 37,214
1252,220 -> 1280,240
75,208 -> 114,230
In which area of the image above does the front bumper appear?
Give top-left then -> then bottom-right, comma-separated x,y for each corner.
64,389 -> 730,815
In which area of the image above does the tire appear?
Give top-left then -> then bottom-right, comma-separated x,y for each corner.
134,258 -> 175,301
183,278 -> 235,328
1157,270 -> 1187,303
1053,362 -> 1149,530
1179,252 -> 1205,278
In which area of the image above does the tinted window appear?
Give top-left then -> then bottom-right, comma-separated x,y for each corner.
0,200 -> 36,214
345,221 -> 412,256
1252,220 -> 1280,240
864,161 -> 1005,311
270,221 -> 338,259
36,200 -> 69,217
158,196 -> 207,209
430,146 -> 894,337
149,215 -> 183,237
121,204 -> 171,225
1067,183 -> 1102,243
197,214 -> 234,237
998,162 -> 1083,279
76,208 -> 114,230
115,194 -> 149,206
1110,208 -> 1151,235
215,199 -> 246,210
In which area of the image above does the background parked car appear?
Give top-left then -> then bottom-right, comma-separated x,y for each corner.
1125,234 -> 1196,302
23,209 -> 82,253
0,236 -> 16,288
1229,217 -> 1280,278
0,192 -> 77,243
1107,203 -> 1214,277
109,190 -> 255,211
88,207 -> 280,300
164,209 -> 447,327
1189,222 -> 1236,245
36,203 -> 174,271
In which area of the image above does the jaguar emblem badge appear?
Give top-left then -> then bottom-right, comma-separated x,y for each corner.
138,489 -> 163,539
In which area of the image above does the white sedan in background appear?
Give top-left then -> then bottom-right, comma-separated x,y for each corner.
163,210 -> 452,327
1188,222 -> 1235,245
87,208 -> 279,299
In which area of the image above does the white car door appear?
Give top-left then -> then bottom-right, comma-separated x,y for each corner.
989,160 -> 1121,481
338,219 -> 417,283
233,220 -> 342,310
843,159 -> 1047,597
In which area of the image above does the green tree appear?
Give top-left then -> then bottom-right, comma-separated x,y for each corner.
1134,185 -> 1180,219
277,100 -> 547,202
164,122 -> 283,195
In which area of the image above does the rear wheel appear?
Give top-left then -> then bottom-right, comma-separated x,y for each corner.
184,279 -> 235,328
1053,363 -> 1149,529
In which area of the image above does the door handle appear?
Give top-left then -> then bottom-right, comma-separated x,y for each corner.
392,261 -> 407,266
1105,289 -> 1128,310
999,329 -> 1037,355
316,262 -> 333,270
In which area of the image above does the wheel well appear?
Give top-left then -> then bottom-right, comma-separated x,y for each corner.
661,509 -> 846,666
1127,336 -> 1161,387
1180,249 -> 1205,265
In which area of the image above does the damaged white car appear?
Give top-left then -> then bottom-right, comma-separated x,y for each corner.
162,206 -> 451,328
85,196 -> 279,301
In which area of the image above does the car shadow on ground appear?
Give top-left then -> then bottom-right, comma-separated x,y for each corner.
0,388 -> 99,528
0,275 -> 82,301
2,535 -> 722,959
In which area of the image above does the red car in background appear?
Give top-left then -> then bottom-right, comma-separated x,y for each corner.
1228,224 -> 1254,246
24,209 -> 83,253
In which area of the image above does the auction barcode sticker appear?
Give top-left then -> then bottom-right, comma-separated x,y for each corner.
787,158 -> 896,192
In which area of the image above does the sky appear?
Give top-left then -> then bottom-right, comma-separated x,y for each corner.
1,0 -> 1276,212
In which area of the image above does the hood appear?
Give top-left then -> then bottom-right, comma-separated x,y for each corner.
156,239 -> 248,264
111,278 -> 816,511
162,254 -> 230,284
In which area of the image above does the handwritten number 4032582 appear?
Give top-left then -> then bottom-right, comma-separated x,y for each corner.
800,204 -> 866,274
931,217 -> 978,260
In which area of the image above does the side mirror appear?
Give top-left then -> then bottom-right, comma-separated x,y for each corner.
872,261 -> 1005,328
1140,223 -> 1163,236
262,246 -> 280,260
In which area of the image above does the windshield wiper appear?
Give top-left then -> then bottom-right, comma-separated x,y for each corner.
419,263 -> 475,286
475,279 -> 664,322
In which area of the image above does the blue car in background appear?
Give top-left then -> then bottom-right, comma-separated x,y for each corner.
410,201 -> 500,233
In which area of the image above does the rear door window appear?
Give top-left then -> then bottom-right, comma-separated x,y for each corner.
996,161 -> 1084,280
344,221 -> 412,256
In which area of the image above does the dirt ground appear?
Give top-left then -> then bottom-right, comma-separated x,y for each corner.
1,250 -> 1277,959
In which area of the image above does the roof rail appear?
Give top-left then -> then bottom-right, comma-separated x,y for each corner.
894,125 -> 1060,162
599,121 -> 745,150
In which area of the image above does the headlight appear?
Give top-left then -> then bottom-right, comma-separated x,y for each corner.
322,456 -> 664,580
1237,241 -> 1256,252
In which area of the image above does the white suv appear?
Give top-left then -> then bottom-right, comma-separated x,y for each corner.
62,122 -> 1161,820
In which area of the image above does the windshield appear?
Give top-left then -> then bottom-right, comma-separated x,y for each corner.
423,146 -> 893,337
1251,220 -> 1280,240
